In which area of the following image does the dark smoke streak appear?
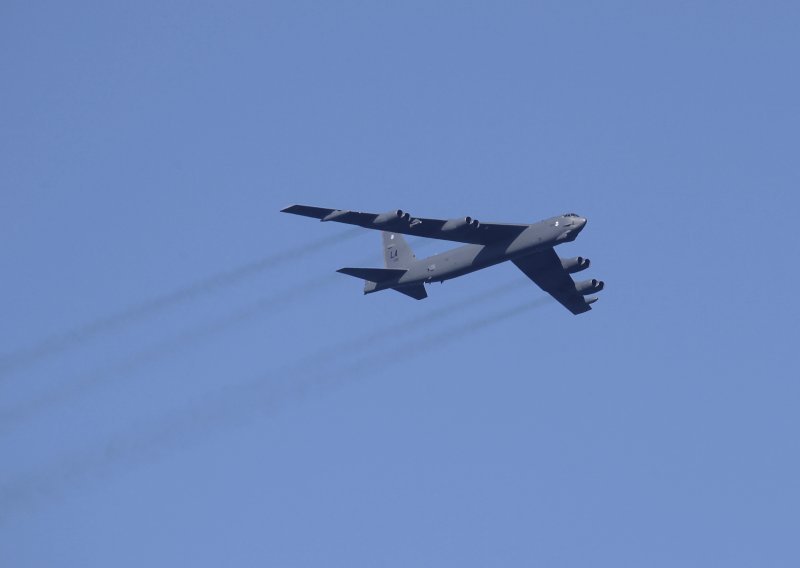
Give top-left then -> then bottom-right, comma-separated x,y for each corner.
0,229 -> 361,379
0,274 -> 335,432
0,297 -> 548,520
284,297 -> 551,400
345,298 -> 550,373
282,279 -> 530,378
0,241 -> 451,428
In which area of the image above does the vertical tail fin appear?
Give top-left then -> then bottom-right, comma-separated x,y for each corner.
382,232 -> 415,268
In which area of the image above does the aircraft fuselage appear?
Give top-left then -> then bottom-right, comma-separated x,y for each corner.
281,204 -> 601,313
369,216 -> 580,293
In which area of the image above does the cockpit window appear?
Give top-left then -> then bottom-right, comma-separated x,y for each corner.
564,213 -> 578,217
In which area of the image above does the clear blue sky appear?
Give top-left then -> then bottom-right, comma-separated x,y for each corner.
2,1 -> 798,566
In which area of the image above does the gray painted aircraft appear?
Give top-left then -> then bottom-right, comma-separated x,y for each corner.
281,205 -> 604,314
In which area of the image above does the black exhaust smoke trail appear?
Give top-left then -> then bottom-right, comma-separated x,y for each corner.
0,297 -> 547,520
292,297 -> 552,399
348,298 -> 550,370
0,273 -> 337,432
0,229 -> 361,379
281,279 -> 530,378
0,278 -> 526,430
0,240 -> 450,429
162,296 -> 551,437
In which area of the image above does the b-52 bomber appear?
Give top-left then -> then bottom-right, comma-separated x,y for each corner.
281,205 -> 605,314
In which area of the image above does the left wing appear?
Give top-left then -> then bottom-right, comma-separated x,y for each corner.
281,204 -> 528,245
512,248 -> 603,315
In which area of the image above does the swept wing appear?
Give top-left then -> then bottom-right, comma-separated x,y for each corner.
281,204 -> 529,245
512,249 -> 602,315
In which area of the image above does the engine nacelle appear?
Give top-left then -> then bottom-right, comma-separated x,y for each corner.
575,278 -> 604,295
560,256 -> 590,274
374,209 -> 411,225
441,216 -> 481,231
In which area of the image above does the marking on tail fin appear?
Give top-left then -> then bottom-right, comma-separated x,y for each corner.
382,232 -> 415,268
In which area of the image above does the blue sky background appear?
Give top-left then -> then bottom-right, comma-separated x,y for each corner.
2,1 -> 799,566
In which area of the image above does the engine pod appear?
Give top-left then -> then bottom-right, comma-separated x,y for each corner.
560,256 -> 590,273
575,278 -> 604,295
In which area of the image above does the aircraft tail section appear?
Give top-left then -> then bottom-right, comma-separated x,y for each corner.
382,232 -> 415,268
337,266 -> 427,300
392,284 -> 427,300
337,267 -> 406,282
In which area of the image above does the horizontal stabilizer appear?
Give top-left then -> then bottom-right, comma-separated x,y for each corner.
336,267 -> 406,282
392,285 -> 427,300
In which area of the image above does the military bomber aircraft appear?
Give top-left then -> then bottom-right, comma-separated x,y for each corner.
281,205 -> 604,314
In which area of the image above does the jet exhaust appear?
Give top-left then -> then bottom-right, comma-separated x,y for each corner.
0,295 -> 549,519
0,229 -> 361,379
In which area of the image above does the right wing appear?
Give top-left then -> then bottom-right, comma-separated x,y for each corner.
512,248 -> 603,315
281,204 -> 529,245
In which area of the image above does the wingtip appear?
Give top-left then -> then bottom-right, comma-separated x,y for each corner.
280,204 -> 298,213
